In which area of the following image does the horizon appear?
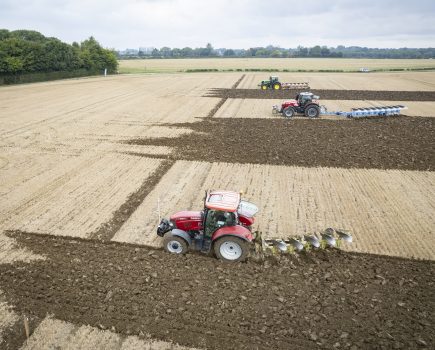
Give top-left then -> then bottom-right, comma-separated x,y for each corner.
116,44 -> 435,52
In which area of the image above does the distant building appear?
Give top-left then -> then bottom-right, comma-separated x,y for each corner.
119,48 -> 139,56
215,48 -> 226,56
139,47 -> 155,55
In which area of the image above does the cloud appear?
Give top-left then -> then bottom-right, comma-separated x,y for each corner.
0,0 -> 434,49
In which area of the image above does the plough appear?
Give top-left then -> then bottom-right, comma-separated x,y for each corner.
280,82 -> 311,90
322,105 -> 408,118
259,227 -> 352,254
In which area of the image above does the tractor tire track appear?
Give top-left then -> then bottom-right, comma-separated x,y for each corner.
206,75 -> 245,118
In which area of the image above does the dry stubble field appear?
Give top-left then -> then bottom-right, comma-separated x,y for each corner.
119,58 -> 435,73
0,69 -> 434,349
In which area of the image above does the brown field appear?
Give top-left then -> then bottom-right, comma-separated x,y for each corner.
119,58 -> 435,73
0,72 -> 434,349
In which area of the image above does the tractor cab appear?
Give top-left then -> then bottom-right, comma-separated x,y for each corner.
203,190 -> 258,235
203,191 -> 240,237
296,92 -> 319,107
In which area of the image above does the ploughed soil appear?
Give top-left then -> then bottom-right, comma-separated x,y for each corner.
206,88 -> 435,101
1,231 -> 434,350
127,116 -> 434,171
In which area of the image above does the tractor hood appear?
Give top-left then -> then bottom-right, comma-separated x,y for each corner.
170,211 -> 202,221
282,99 -> 297,107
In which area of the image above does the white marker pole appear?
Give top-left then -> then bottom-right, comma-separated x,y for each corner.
157,197 -> 161,223
104,68 -> 107,76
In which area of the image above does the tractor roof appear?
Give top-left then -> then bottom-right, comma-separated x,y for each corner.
205,190 -> 241,212
297,92 -> 319,99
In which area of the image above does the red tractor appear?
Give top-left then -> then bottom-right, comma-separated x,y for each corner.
157,190 -> 258,262
273,92 -> 323,118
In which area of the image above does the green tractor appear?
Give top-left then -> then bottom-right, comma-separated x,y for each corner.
259,76 -> 282,90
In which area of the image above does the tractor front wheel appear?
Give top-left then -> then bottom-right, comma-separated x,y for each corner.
163,234 -> 188,255
261,85 -> 268,90
214,236 -> 248,262
283,107 -> 295,118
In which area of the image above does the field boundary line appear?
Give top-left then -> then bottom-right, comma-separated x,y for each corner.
206,74 -> 245,118
88,159 -> 175,241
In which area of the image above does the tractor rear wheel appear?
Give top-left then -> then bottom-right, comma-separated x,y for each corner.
273,83 -> 281,90
283,107 -> 295,118
304,105 -> 320,118
163,234 -> 188,255
214,236 -> 248,262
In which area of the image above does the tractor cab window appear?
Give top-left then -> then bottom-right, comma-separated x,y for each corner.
204,210 -> 236,238
299,94 -> 312,106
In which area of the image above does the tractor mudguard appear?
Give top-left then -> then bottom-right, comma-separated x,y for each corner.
168,229 -> 192,246
212,225 -> 253,242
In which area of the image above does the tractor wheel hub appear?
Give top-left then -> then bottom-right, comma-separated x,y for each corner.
219,241 -> 243,260
167,240 -> 183,254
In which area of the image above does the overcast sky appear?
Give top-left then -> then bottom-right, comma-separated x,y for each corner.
1,0 -> 435,49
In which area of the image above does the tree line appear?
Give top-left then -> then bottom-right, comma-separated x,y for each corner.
119,43 -> 435,59
0,29 -> 118,75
